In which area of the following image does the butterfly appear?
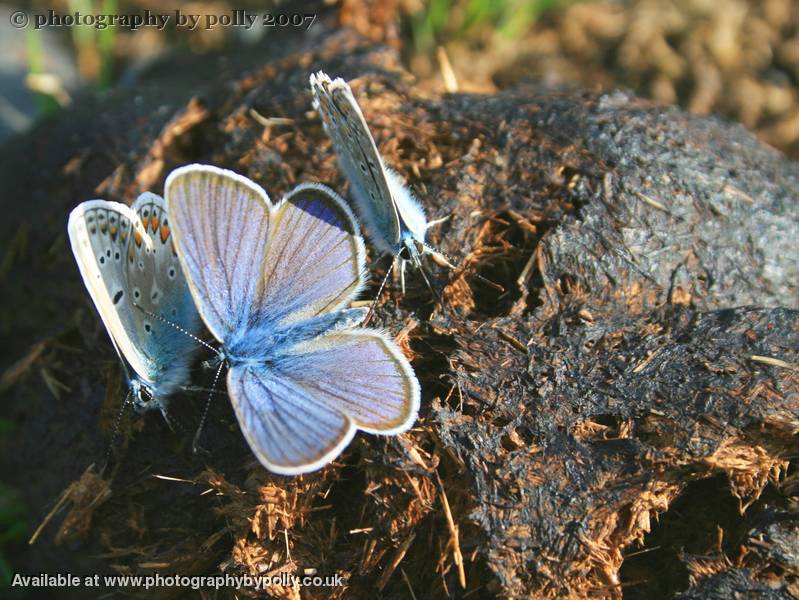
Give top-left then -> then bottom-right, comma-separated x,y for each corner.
68,192 -> 202,418
164,164 -> 420,475
310,71 -> 453,293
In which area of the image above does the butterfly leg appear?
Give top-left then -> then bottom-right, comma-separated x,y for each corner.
430,250 -> 456,269
399,259 -> 407,295
157,401 -> 180,433
426,214 -> 452,229
423,242 -> 505,293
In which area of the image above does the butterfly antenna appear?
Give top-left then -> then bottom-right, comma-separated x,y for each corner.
413,244 -> 472,326
192,359 -> 225,455
181,385 -> 228,395
422,243 -> 504,293
101,389 -> 133,476
364,255 -> 398,326
415,253 -> 446,312
132,303 -> 219,354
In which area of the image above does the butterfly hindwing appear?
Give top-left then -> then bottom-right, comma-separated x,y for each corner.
127,193 -> 201,397
280,329 -> 420,434
227,365 -> 355,475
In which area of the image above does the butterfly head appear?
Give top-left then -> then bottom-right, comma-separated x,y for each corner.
201,349 -> 227,371
399,237 -> 425,266
130,378 -> 155,413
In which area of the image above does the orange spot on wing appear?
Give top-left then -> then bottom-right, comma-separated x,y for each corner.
160,224 -> 169,244
141,217 -> 150,232
150,217 -> 159,233
133,229 -> 143,247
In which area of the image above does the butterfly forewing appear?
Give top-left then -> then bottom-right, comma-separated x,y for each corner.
311,72 -> 401,252
258,183 -> 366,327
69,200 -> 153,382
165,165 -> 272,343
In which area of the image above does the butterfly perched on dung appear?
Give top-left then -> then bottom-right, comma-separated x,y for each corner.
310,71 -> 454,295
68,192 -> 202,420
68,165 -> 421,475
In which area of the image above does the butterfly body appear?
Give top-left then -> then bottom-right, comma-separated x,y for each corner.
165,165 -> 420,475
68,193 -> 201,414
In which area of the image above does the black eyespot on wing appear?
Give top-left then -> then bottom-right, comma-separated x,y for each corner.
168,267 -> 176,279
113,290 -> 124,304
99,256 -> 105,264
144,322 -> 151,333
133,289 -> 141,300
115,251 -> 120,260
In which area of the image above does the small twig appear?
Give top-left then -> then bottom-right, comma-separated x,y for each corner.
436,472 -> 466,589
498,330 -> 527,354
623,545 -> 662,559
634,191 -> 669,213
632,348 -> 663,373
376,532 -> 416,591
436,46 -> 459,93
751,355 -> 797,371
400,567 -> 419,600
29,485 -> 74,545
152,474 -> 195,484
249,108 -> 294,127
